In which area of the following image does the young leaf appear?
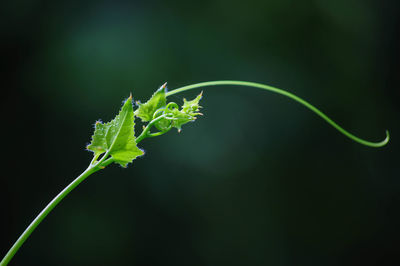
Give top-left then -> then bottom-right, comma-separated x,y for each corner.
155,92 -> 203,132
87,121 -> 108,158
134,83 -> 167,122
169,108 -> 194,131
182,91 -> 202,113
87,96 -> 144,167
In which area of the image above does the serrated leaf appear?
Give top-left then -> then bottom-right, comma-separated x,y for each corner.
134,83 -> 167,122
182,92 -> 202,113
169,108 -> 194,131
87,121 -> 108,157
155,92 -> 203,132
87,96 -> 144,167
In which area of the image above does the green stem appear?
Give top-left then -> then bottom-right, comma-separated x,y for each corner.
0,159 -> 109,266
1,79 -> 390,266
1,98 -> 168,266
136,114 -> 171,143
167,80 -> 389,147
99,157 -> 115,168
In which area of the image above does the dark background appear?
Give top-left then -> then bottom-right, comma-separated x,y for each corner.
1,0 -> 399,265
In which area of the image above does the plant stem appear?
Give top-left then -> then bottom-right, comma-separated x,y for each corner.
136,114 -> 170,143
1,79 -> 390,266
166,80 -> 389,147
1,101 -> 162,265
0,163 -> 106,266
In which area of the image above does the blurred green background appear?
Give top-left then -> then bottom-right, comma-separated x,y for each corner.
1,0 -> 399,265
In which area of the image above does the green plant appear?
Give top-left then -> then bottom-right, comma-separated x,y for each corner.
0,80 -> 389,266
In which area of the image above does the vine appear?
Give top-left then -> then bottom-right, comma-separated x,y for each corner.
0,80 -> 389,266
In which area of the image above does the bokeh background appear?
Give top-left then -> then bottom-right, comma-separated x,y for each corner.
1,0 -> 399,265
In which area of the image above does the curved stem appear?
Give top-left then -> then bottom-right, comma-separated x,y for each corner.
0,152 -> 113,266
1,79 -> 390,266
166,80 -> 389,147
0,166 -> 97,266
136,114 -> 171,143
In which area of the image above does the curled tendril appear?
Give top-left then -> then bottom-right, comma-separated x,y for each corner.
152,108 -> 166,120
165,102 -> 180,111
137,105 -> 179,143
166,80 -> 389,148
